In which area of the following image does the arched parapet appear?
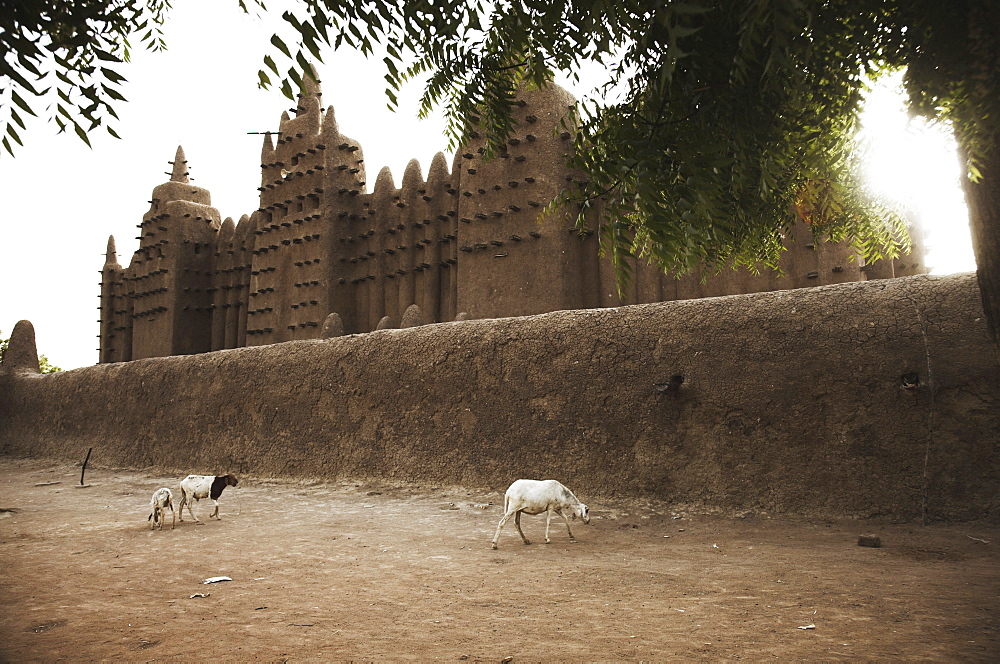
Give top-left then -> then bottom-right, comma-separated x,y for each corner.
321,312 -> 345,338
400,304 -> 425,328
0,320 -> 39,375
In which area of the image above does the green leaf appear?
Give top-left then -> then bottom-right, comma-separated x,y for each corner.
101,67 -> 127,84
264,55 -> 279,76
294,51 -> 312,76
10,91 -> 37,117
93,49 -> 122,63
7,124 -> 23,146
73,122 -> 92,147
103,86 -> 127,102
270,34 -> 291,58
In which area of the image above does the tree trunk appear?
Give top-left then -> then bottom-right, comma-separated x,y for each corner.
962,0 -> 1000,348
963,147 -> 1000,344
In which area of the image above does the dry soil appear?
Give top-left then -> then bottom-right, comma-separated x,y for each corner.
0,458 -> 996,661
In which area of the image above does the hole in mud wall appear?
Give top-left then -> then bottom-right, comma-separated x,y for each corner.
900,372 -> 920,390
655,375 -> 685,394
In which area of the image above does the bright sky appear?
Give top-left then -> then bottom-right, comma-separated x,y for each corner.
0,1 -> 977,370
857,70 -> 976,276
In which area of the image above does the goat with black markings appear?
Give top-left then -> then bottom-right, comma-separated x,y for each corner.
148,487 -> 175,530
492,479 -> 590,549
177,474 -> 238,523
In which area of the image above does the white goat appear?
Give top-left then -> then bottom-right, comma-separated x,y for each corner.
148,487 -> 175,530
492,479 -> 590,549
177,474 -> 238,523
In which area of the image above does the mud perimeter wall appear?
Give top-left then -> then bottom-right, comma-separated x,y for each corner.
2,273 -> 998,522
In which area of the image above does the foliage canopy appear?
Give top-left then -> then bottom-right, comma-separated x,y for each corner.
253,0 -> 996,286
0,0 -> 171,155
2,1 -> 996,309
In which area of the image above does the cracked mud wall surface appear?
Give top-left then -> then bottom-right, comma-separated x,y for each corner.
2,273 -> 998,521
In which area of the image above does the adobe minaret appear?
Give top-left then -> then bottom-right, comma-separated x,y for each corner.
98,76 -> 926,363
101,147 -> 223,360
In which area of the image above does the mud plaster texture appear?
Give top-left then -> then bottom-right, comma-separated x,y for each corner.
2,273 -> 999,523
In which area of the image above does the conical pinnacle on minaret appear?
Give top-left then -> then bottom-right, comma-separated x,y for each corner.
168,146 -> 190,183
104,235 -> 118,267
323,105 -> 340,135
261,131 -> 275,160
297,64 -> 322,102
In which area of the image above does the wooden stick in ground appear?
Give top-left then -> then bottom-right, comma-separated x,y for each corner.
80,447 -> 92,486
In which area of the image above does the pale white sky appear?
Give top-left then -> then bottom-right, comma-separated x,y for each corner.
0,1 -> 976,370
858,70 -> 976,276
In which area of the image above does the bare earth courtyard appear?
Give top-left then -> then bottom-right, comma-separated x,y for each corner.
0,458 -> 996,662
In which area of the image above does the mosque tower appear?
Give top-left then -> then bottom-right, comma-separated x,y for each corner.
123,147 -> 222,358
98,236 -> 129,363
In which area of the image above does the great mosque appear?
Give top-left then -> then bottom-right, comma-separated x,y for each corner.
98,77 -> 925,362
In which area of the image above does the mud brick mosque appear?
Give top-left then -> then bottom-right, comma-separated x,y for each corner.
98,77 -> 926,362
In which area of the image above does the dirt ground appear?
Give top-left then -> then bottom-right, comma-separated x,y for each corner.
0,458 -> 996,662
